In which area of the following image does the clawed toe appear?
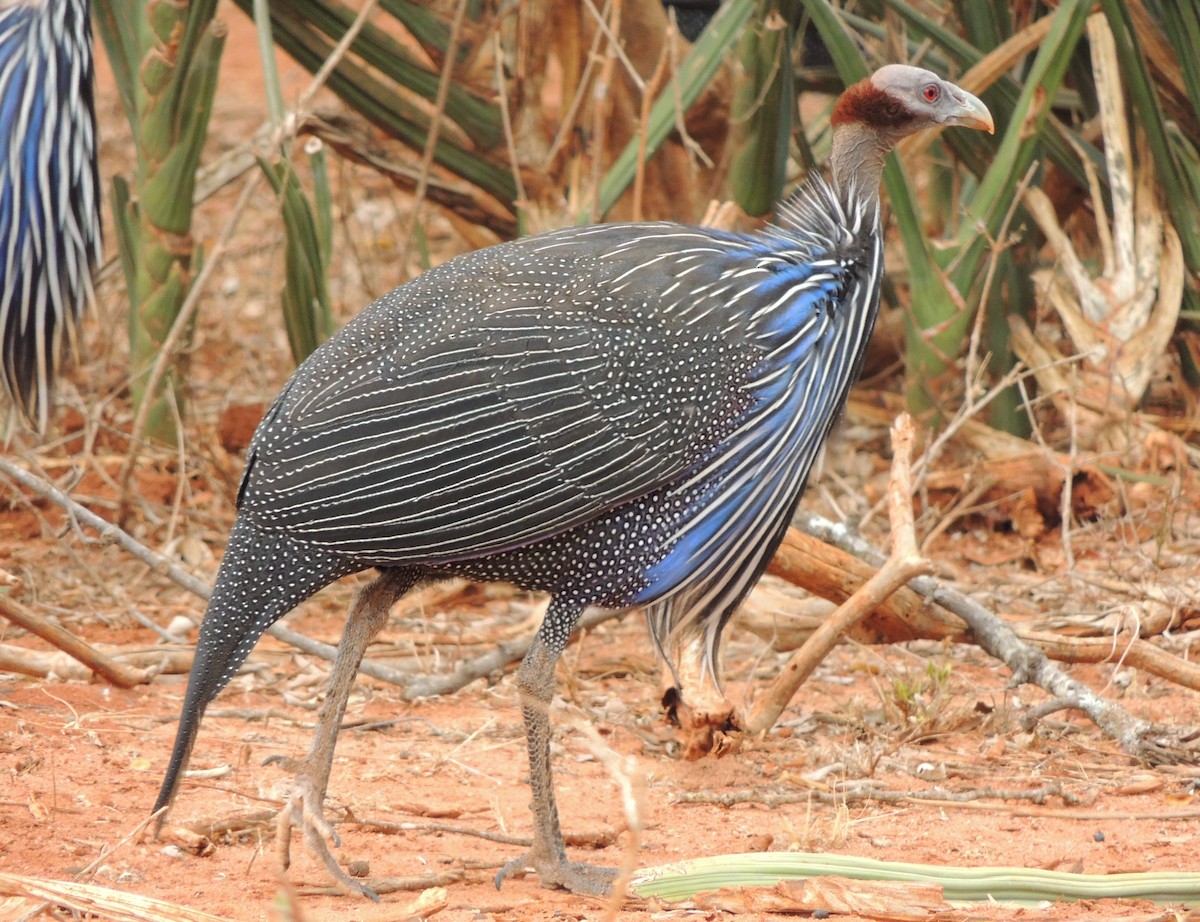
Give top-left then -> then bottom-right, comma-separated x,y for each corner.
274,768 -> 378,899
276,771 -> 339,864
495,849 -> 616,896
262,753 -> 303,773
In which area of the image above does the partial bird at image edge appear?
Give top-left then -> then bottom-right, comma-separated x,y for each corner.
0,0 -> 101,433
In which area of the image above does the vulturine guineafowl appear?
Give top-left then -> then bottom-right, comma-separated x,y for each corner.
0,0 -> 100,431
154,64 -> 993,898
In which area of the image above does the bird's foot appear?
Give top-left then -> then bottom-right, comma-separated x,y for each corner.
267,756 -> 380,901
494,848 -> 617,896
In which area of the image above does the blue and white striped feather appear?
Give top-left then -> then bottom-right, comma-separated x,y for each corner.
637,181 -> 882,669
0,0 -> 99,430
241,174 -> 881,665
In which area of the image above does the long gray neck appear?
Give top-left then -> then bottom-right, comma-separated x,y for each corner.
830,122 -> 891,220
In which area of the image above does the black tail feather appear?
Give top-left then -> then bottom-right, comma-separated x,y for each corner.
153,517 -> 361,822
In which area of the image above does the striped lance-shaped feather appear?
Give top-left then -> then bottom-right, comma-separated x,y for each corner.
638,182 -> 882,671
235,174 -> 881,673
0,0 -> 100,430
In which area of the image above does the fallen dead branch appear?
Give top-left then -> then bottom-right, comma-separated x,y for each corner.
755,547 -> 1200,691
298,874 -> 460,898
795,509 -> 1196,765
671,406 -> 1195,764
675,781 -> 1085,809
346,816 -> 615,850
734,590 -> 837,649
674,785 -> 1200,823
1017,629 -> 1200,692
0,452 -> 482,689
1,451 -> 623,700
764,528 -> 964,643
0,454 -> 211,597
0,641 -> 192,683
0,594 -> 151,688
5,429 -> 1197,764
397,605 -> 624,700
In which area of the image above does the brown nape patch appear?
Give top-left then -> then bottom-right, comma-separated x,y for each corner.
831,79 -> 917,131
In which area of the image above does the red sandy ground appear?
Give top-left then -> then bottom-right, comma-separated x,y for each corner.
2,5 -> 1199,921
2,610 -> 1199,922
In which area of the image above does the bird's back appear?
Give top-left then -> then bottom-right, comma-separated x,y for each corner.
238,181 -> 879,595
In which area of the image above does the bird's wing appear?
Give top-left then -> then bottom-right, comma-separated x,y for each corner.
237,227 -> 769,565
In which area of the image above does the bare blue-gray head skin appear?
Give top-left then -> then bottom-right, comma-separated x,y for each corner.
0,0 -> 100,431
153,65 -> 993,899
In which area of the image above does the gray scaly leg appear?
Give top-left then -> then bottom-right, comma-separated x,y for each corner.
265,568 -> 416,900
494,601 -> 617,895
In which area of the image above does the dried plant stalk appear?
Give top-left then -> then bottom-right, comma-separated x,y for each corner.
1016,13 -> 1184,441
0,872 -> 234,922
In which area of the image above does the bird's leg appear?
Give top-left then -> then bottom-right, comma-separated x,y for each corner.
266,568 -> 415,900
494,614 -> 617,896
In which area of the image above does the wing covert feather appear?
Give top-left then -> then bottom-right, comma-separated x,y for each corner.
239,229 -> 765,564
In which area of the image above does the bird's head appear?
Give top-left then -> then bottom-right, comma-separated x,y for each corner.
826,65 -> 993,204
832,64 -> 995,143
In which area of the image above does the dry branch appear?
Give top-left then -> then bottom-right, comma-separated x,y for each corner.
674,786 -> 1200,821
765,528 -> 964,643
0,594 -> 150,688
794,509 -> 1196,764
0,454 -> 467,689
744,414 -> 933,735
0,453 -> 619,699
4,416 -> 1196,762
398,605 -> 624,700
0,454 -> 210,596
0,642 -> 192,683
1018,629 -> 1200,692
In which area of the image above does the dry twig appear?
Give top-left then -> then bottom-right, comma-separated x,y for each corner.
1017,629 -> 1200,692
398,606 -> 625,700
2,450 -> 627,697
674,786 -> 1200,822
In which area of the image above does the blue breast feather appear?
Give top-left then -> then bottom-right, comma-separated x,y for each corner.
633,254 -> 860,602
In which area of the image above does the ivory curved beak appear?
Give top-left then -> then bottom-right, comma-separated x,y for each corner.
948,90 -> 995,134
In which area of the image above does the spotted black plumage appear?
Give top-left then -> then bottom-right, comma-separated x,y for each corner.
155,64 -> 993,898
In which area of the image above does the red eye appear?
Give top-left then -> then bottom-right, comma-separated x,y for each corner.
923,84 -> 940,102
